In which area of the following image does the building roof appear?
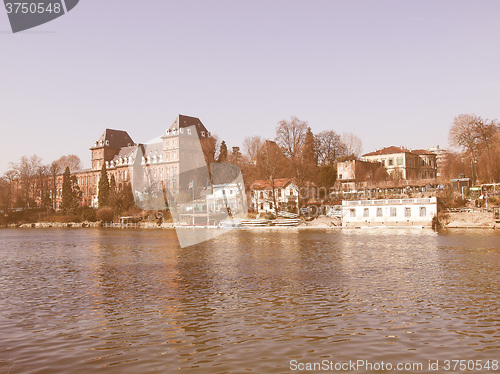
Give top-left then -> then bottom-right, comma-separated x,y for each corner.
251,178 -> 316,190
363,146 -> 436,157
164,114 -> 209,137
91,129 -> 135,149
362,146 -> 412,157
411,149 -> 435,156
110,145 -> 137,163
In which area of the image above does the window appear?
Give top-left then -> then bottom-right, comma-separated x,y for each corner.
420,207 -> 426,217
270,203 -> 273,210
350,209 -> 356,217
405,207 -> 411,217
277,189 -> 282,197
260,203 -> 264,210
201,131 -> 205,137
338,174 -> 342,180
376,208 -> 382,217
390,207 -> 397,217
388,158 -> 393,166
363,208 -> 369,217
260,191 -> 263,198
397,157 -> 403,166
187,129 -> 191,135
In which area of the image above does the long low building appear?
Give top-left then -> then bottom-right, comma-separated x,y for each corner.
341,197 -> 438,227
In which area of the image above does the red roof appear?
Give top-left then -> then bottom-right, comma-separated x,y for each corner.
251,178 -> 316,190
363,146 -> 436,157
362,146 -> 411,157
411,149 -> 435,155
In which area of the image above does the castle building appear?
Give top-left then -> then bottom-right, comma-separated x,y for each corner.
51,114 -> 211,209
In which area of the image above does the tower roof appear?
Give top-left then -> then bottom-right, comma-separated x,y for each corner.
90,129 -> 135,149
167,114 -> 209,136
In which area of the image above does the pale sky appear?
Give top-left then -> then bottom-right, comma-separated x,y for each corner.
1,0 -> 500,173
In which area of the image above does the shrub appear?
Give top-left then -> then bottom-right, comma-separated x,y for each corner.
96,207 -> 114,222
80,207 -> 97,222
264,212 -> 276,220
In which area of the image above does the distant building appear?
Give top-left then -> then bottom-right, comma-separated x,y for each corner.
49,114 -> 212,209
250,178 -> 317,214
362,146 -> 437,181
341,197 -> 438,227
427,145 -> 448,177
336,160 -> 386,191
251,178 -> 299,214
451,177 -> 471,190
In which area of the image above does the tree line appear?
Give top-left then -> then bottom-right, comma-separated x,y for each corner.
2,113 -> 499,218
0,154 -> 82,212
0,154 -> 135,221
211,116 -> 363,203
446,114 -> 500,183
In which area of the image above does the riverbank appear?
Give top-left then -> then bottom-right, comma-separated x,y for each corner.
2,211 -> 498,229
441,211 -> 498,229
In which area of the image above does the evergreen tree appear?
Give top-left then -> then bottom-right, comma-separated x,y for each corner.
217,141 -> 228,163
70,174 -> 82,210
120,182 -> 136,212
109,174 -> 118,211
98,163 -> 110,207
302,127 -> 318,166
295,127 -> 319,186
61,166 -> 82,212
61,166 -> 73,212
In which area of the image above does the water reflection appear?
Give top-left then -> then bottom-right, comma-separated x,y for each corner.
0,228 -> 499,373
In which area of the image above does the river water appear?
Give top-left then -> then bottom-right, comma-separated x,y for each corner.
0,228 -> 499,373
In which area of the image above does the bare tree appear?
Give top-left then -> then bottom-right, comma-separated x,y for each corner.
315,130 -> 346,166
10,154 -> 44,209
255,140 -> 290,213
0,177 -> 10,212
243,136 -> 264,164
1,170 -> 16,210
449,114 -> 499,182
200,134 -> 219,165
340,132 -> 363,158
275,116 -> 308,160
55,155 -> 82,172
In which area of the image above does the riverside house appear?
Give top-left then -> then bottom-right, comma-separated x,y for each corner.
341,197 -> 438,227
362,146 -> 438,181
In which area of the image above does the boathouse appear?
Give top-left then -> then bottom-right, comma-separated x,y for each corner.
341,197 -> 438,227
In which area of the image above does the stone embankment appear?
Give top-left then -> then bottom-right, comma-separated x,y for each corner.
9,222 -> 101,228
442,211 -> 498,229
3,211 -> 498,230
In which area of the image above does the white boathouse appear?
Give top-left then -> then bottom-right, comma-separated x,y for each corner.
341,197 -> 438,227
